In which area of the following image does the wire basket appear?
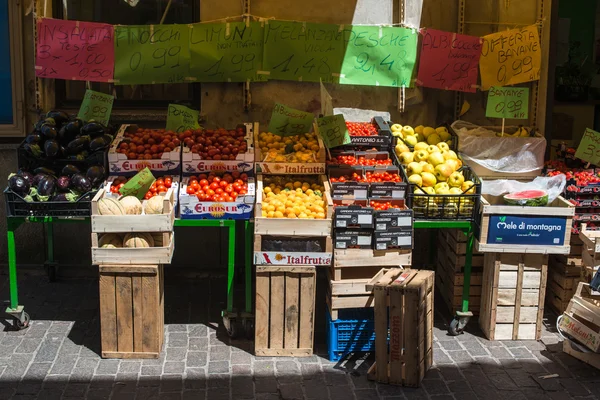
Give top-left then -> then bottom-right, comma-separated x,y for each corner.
401,165 -> 482,221
4,188 -> 96,218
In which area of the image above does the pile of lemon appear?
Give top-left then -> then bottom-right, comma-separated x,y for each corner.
258,132 -> 321,162
261,180 -> 327,219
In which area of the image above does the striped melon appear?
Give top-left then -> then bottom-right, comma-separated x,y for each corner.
123,232 -> 154,248
99,233 -> 123,248
119,196 -> 143,215
97,197 -> 125,215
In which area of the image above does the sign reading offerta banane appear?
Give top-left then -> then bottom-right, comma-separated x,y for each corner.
487,215 -> 567,246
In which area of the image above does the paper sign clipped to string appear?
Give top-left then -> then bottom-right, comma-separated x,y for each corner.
36,18 -> 114,82
485,86 -> 529,119
267,103 -> 314,137
416,29 -> 482,93
575,128 -> 600,167
317,114 -> 350,148
77,90 -> 114,125
479,25 -> 542,90
165,104 -> 200,133
320,80 -> 333,117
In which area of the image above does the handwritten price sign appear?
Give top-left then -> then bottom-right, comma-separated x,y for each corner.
165,104 -> 200,133
339,26 -> 418,88
77,90 -> 114,125
479,25 -> 541,90
114,24 -> 190,85
575,128 -> 600,166
35,18 -> 114,82
267,103 -> 314,137
317,114 -> 350,148
190,22 -> 264,82
416,29 -> 482,93
485,86 -> 529,119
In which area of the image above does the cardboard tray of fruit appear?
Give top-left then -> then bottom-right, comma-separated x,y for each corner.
91,231 -> 174,265
328,164 -> 406,200
181,123 -> 255,174
109,125 -> 182,176
392,123 -> 458,153
254,127 -> 327,174
255,174 -> 333,236
178,172 -> 255,220
339,117 -> 393,148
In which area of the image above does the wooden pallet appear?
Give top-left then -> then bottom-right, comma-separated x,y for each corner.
91,232 -> 174,265
255,266 -> 315,357
333,248 -> 412,268
99,265 -> 164,359
479,253 -> 548,340
367,269 -> 434,387
253,234 -> 332,266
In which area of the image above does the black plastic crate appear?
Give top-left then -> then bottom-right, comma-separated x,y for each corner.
4,187 -> 96,217
400,165 -> 481,221
17,140 -> 109,175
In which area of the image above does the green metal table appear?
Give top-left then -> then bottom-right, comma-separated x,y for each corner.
413,220 -> 475,335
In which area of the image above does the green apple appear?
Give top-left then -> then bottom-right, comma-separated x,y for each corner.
428,152 -> 445,167
414,149 -> 429,163
420,172 -> 437,187
448,171 -> 465,187
398,152 -> 414,165
434,163 -> 453,182
407,162 -> 423,176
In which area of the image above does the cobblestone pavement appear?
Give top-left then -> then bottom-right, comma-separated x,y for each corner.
0,273 -> 598,400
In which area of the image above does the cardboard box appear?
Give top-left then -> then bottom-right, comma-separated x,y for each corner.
334,205 -> 374,229
334,229 -> 372,249
374,209 -> 413,231
374,228 -> 413,251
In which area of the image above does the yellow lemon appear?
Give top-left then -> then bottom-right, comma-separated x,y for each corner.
274,211 -> 284,218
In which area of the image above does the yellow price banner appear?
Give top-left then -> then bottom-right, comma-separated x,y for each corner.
575,128 -> 600,166
479,25 -> 541,90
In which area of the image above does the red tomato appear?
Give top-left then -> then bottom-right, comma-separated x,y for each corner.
210,182 -> 219,190
186,186 -> 196,195
199,179 -> 209,187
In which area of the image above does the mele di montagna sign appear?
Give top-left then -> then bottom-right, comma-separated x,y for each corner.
487,215 -> 566,246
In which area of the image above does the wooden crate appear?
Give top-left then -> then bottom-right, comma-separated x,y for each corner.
563,339 -> 600,370
366,269 -> 434,387
99,265 -> 164,359
91,232 -> 174,265
559,282 -> 600,353
333,248 -> 412,268
477,195 -> 574,255
479,253 -> 548,340
255,266 -> 316,357
580,225 -> 600,283
546,256 -> 582,314
91,188 -> 176,233
254,174 -> 333,236
254,234 -> 332,266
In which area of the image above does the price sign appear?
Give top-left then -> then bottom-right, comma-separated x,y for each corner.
263,21 -> 345,83
77,90 -> 114,125
416,29 -> 482,93
339,26 -> 418,88
190,22 -> 265,82
114,24 -> 190,85
317,114 -> 350,148
267,103 -> 314,137
575,128 -> 600,166
320,79 -> 333,116
165,104 -> 200,133
485,86 -> 529,119
479,25 -> 541,90
35,18 -> 114,82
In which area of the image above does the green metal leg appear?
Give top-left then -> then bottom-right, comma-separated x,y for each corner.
461,225 -> 474,313
225,221 -> 236,314
7,224 -> 18,310
244,221 -> 253,314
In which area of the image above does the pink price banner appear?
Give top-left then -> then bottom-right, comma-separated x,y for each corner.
36,18 -> 114,82
416,29 -> 482,93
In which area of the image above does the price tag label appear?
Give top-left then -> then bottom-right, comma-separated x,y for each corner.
35,18 -> 114,82
485,86 -> 529,119
317,114 -> 350,148
77,90 -> 114,125
166,104 -> 200,133
479,25 -> 541,90
267,103 -> 314,137
575,128 -> 600,166
416,29 -> 482,93
320,79 -> 333,116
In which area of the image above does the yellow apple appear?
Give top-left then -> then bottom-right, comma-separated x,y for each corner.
427,134 -> 442,145
402,126 -> 415,136
420,172 -> 437,187
416,133 -> 426,143
437,142 -> 450,152
462,180 -> 476,194
434,163 -> 453,182
414,142 -> 429,152
439,130 -> 451,141
395,143 -> 410,155
423,187 -> 435,195
449,187 -> 463,195
448,171 -> 465,187
414,150 -> 429,163
443,150 -> 458,160
445,159 -> 459,172
423,127 -> 436,138
391,124 -> 403,133
398,152 -> 414,165
434,182 -> 450,194
408,174 -> 423,186
404,135 -> 418,147
427,145 -> 440,154
435,126 -> 448,134
428,152 -> 446,167
407,162 -> 423,176
422,163 -> 435,174
392,131 -> 403,138
415,125 -> 425,134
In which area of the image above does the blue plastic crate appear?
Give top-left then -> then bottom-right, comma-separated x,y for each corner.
326,308 -> 377,362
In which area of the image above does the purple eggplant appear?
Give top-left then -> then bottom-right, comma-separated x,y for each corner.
23,143 -> 42,158
67,136 -> 90,155
45,110 -> 69,126
71,173 -> 91,194
59,120 -> 82,143
52,192 -> 78,202
89,136 -> 109,152
61,164 -> 80,177
8,174 -> 31,197
44,139 -> 59,158
33,167 -> 56,177
36,175 -> 56,201
86,166 -> 105,187
40,124 -> 58,140
32,173 -> 49,186
25,133 -> 43,144
17,170 -> 33,185
57,176 -> 71,192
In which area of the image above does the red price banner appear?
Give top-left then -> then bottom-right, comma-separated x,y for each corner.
36,18 -> 114,82
416,29 -> 482,93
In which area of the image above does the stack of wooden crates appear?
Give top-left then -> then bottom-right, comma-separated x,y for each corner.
90,188 -> 176,358
580,225 -> 600,284
546,233 -> 583,314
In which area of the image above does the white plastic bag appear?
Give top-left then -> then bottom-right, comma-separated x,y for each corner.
451,120 -> 546,174
482,175 -> 566,204
404,0 -> 423,29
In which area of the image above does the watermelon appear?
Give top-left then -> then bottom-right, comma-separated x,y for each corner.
503,190 -> 548,207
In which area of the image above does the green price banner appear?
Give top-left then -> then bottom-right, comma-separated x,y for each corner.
77,89 -> 114,125
166,104 -> 200,133
114,24 -> 191,85
317,114 -> 350,148
340,26 -> 418,87
267,103 -> 314,136
263,21 -> 345,83
486,86 -> 529,119
119,167 -> 156,200
575,128 -> 600,166
190,22 -> 265,82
